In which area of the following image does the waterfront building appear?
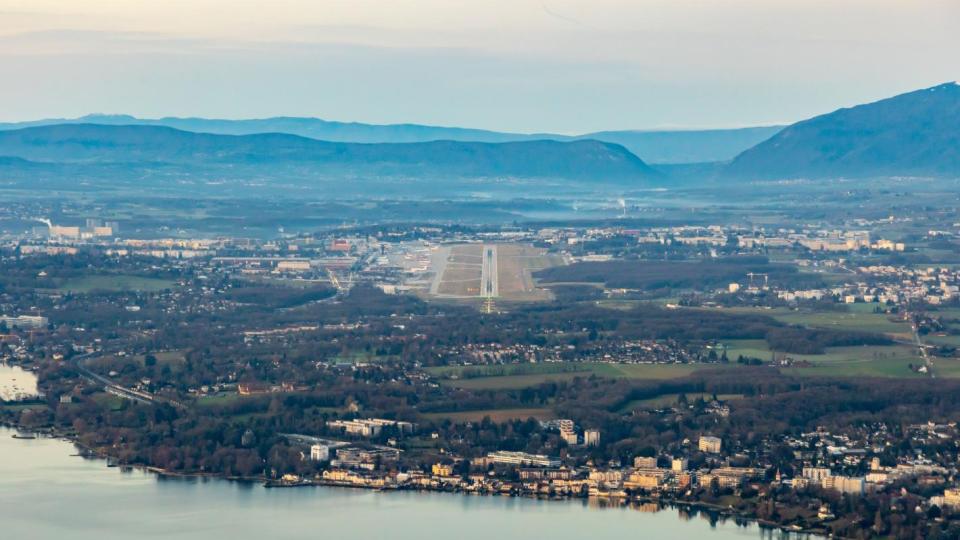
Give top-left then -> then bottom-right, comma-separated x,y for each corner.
519,468 -> 573,481
432,463 -> 453,477
333,447 -> 400,469
624,469 -> 668,490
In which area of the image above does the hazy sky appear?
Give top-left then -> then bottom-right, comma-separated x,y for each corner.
1,0 -> 957,133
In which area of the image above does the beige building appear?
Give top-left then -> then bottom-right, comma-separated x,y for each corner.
432,463 -> 454,477
584,429 -> 601,447
624,469 -> 667,490
822,475 -> 865,495
943,488 -> 960,508
698,436 -> 722,453
634,456 -> 657,469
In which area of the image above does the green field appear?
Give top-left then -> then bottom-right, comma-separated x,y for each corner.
723,339 -> 925,378
56,275 -> 177,293
92,393 -> 127,411
331,351 -> 397,365
925,308 -> 960,348
431,362 -> 718,390
195,393 -> 251,407
718,304 -> 912,337
926,334 -> 960,347
782,353 -> 925,378
619,392 -> 744,412
931,360 -> 960,378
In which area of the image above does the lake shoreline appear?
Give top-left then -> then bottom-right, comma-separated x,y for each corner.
1,421 -> 822,538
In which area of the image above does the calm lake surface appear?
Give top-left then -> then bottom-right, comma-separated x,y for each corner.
0,363 -> 38,401
0,429 -> 803,540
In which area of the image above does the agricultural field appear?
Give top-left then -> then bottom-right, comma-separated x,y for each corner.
56,274 -> 177,293
926,334 -> 960,347
722,339 -> 925,378
781,351 -> 926,378
776,306 -> 913,339
722,304 -> 913,339
926,307 -> 960,347
929,359 -> 960,378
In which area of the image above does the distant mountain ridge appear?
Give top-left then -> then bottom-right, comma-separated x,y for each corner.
0,115 -> 782,164
726,82 -> 960,179
4,82 -> 957,185
0,123 -> 656,181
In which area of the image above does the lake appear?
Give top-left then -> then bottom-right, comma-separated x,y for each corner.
0,363 -> 38,401
0,427 -> 805,540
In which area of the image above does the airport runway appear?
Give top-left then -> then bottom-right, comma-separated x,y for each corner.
480,244 -> 499,298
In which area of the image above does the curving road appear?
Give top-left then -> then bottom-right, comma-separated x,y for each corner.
70,352 -> 186,409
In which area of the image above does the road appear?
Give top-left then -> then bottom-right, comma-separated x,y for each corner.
480,244 -> 499,298
898,309 -> 936,378
70,352 -> 186,408
910,317 -> 936,378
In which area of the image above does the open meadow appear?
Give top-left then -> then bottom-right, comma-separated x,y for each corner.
56,274 -> 177,293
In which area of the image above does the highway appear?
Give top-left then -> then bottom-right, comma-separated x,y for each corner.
70,352 -> 186,409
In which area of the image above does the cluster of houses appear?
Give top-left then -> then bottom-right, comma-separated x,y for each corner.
436,339 -> 696,370
723,263 -> 960,308
290,422 -> 960,516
